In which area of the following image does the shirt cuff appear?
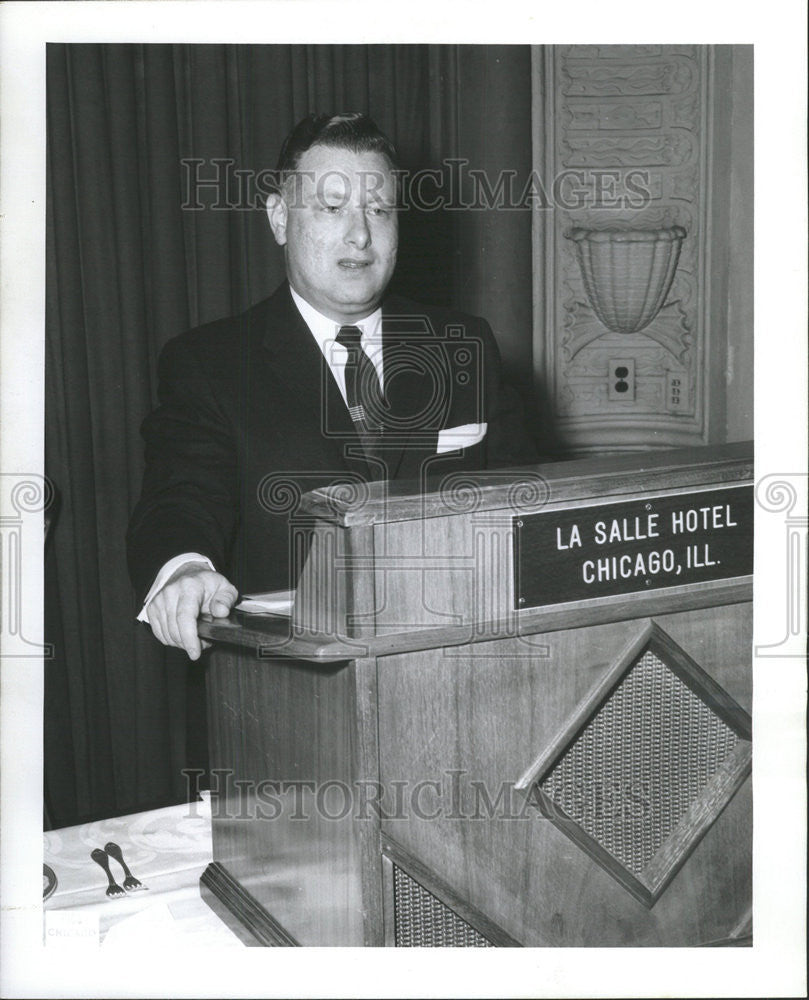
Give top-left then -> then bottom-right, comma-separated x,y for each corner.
136,553 -> 216,622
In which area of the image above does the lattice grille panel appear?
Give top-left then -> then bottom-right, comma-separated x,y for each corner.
393,865 -> 493,947
539,649 -> 739,874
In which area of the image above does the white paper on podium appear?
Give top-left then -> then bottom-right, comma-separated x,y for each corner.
234,590 -> 294,616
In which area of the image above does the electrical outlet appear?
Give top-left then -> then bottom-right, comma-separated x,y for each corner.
608,359 -> 635,401
666,371 -> 689,411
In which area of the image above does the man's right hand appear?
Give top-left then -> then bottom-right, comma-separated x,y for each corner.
145,561 -> 238,661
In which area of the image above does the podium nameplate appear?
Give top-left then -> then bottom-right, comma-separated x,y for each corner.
514,484 -> 753,609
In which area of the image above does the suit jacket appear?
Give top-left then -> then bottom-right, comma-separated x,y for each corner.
127,282 -> 538,601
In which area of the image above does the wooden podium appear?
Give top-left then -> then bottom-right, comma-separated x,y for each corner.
198,442 -> 753,947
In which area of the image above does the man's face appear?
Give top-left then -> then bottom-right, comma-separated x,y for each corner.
268,144 -> 398,324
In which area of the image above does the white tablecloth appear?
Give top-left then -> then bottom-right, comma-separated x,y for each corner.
43,792 -> 243,949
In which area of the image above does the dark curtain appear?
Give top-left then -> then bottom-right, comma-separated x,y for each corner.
45,43 -> 533,826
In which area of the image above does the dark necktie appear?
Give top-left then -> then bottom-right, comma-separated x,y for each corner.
336,325 -> 385,442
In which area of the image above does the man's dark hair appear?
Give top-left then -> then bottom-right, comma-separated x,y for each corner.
275,112 -> 399,177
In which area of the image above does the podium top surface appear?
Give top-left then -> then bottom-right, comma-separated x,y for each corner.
200,442 -> 754,660
300,442 -> 753,528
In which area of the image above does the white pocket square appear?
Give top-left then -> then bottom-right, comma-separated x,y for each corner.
436,422 -> 488,454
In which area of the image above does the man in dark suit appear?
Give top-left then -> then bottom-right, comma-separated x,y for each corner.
127,112 -> 537,659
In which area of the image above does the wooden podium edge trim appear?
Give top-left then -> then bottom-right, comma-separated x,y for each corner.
200,861 -> 300,947
199,576 -> 753,662
301,443 -> 753,527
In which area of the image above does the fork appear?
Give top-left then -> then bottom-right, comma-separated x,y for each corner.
90,848 -> 125,898
104,841 -> 146,891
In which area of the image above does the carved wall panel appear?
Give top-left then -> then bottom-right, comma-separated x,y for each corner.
534,46 -> 720,451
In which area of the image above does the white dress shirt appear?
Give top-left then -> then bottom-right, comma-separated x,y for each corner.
288,285 -> 385,402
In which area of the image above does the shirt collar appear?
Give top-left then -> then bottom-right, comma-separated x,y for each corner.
288,285 -> 383,356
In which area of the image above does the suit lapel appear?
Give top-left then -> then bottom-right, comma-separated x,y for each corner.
260,284 -> 332,420
260,283 -> 370,478
380,297 -> 443,480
